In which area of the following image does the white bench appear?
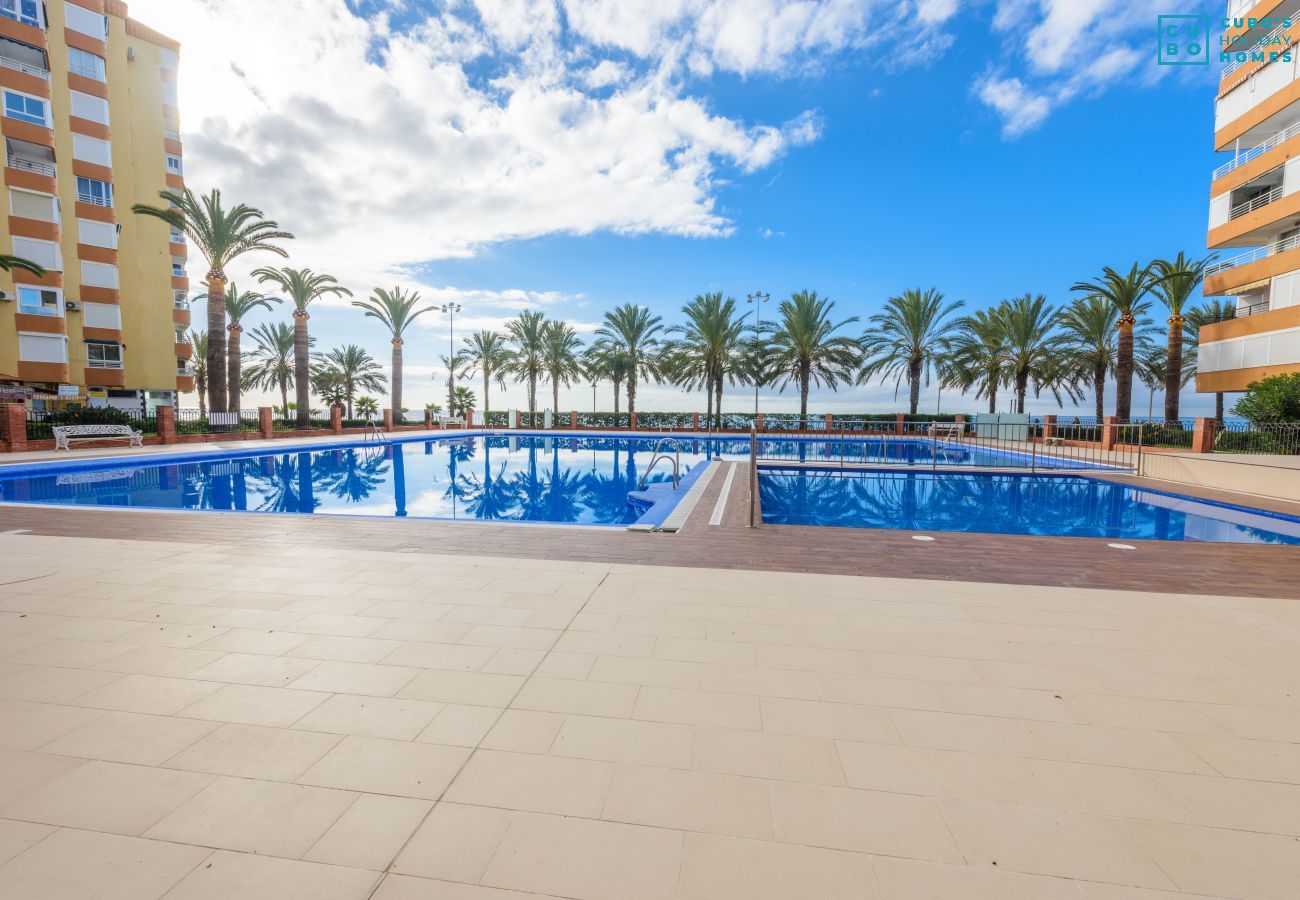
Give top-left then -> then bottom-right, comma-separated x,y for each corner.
437,415 -> 465,429
52,423 -> 143,451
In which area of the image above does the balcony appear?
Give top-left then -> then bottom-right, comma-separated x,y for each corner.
1237,295 -> 1272,316
0,54 -> 47,79
1206,230 -> 1300,275
1221,19 -> 1291,81
86,358 -> 123,370
164,130 -> 180,142
7,153 -> 54,177
174,295 -> 189,310
1230,184 -> 1284,219
177,363 -> 194,377
77,191 -> 112,208
1213,120 -> 1300,179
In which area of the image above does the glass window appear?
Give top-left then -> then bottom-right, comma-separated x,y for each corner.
171,258 -> 185,276
76,176 -> 112,207
0,0 -> 42,29
3,90 -> 46,126
67,47 -> 105,81
87,342 -> 122,368
166,155 -> 182,173
17,286 -> 59,316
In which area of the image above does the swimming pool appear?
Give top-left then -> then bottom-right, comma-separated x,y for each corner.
0,434 -> 733,526
759,468 -> 1300,545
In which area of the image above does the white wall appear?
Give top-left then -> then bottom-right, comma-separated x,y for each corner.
1199,325 -> 1300,372
1216,53 -> 1300,133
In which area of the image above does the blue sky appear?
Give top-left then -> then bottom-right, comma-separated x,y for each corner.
131,0 -> 1224,416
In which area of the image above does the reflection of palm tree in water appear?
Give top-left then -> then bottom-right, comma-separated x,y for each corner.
243,453 -> 322,513
539,442 -> 585,523
458,441 -> 516,520
315,448 -> 390,504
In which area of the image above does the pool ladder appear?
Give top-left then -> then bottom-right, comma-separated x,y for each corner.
364,418 -> 387,443
638,438 -> 681,490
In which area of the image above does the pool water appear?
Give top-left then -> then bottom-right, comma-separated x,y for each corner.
0,435 -> 734,526
759,468 -> 1300,545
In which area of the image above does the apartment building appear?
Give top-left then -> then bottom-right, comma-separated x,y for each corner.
1202,3 -> 1300,394
0,0 -> 186,413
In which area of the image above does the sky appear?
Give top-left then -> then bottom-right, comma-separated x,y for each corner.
126,0 -> 1225,417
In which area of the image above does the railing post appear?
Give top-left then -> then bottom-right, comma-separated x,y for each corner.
330,405 -> 343,434
756,413 -> 765,432
748,424 -> 758,529
424,408 -> 433,428
1191,417 -> 1217,453
895,413 -> 905,435
1101,416 -> 1118,453
382,409 -> 394,431
692,411 -> 699,432
630,411 -> 637,430
258,406 -> 274,440
3,402 -> 29,452
156,405 -> 176,444
570,410 -> 578,429
1136,420 -> 1145,474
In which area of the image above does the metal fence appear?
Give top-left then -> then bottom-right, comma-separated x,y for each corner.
175,409 -> 260,434
1213,421 -> 1300,455
26,408 -> 157,440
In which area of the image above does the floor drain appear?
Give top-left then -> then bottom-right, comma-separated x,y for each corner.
911,535 -> 936,542
1107,543 -> 1136,550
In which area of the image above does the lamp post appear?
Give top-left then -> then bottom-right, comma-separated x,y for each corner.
745,291 -> 769,419
439,303 -> 461,414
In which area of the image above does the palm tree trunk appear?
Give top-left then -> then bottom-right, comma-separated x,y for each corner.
391,339 -> 403,422
280,380 -> 289,420
528,372 -> 537,414
987,382 -> 996,414
1093,364 -> 1105,422
293,311 -> 310,427
226,324 -> 242,416
1016,370 -> 1029,415
197,375 -> 207,418
1215,392 -> 1225,424
206,275 -> 228,413
1164,319 -> 1183,424
799,372 -> 810,429
705,379 -> 713,428
627,369 -> 637,426
714,373 -> 724,430
614,380 -> 621,416
483,369 -> 491,416
552,375 -> 560,416
908,357 -> 922,416
1115,318 -> 1134,422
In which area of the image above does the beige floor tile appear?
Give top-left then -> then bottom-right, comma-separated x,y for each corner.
770,780 -> 961,861
370,620 -> 472,644
285,634 -> 407,664
7,638 -> 133,668
397,670 -> 524,707
511,677 -> 637,717
702,663 -> 821,700
0,828 -> 210,900
816,671 -> 947,709
1175,732 -> 1300,783
602,763 -> 773,839
0,664 -> 122,703
553,631 -> 656,658
0,818 -> 55,866
941,799 -> 1175,889
0,699 -> 104,750
480,649 -> 546,675
871,855 -> 1084,900
531,650 -> 595,679
444,748 -> 613,816
480,709 -> 565,753
694,727 -> 844,785
304,793 -> 432,870
1199,700 -> 1300,743
837,740 -> 1012,802
40,711 -> 218,766
551,714 -> 693,768
761,697 -> 901,743
657,635 -> 756,666
95,645 -> 225,677
460,624 -> 560,651
299,736 -> 471,799
175,683 -> 331,727
1074,884 -> 1221,899
679,832 -> 879,900
289,613 -> 388,637
860,650 -> 982,683
989,756 -> 1196,822
482,811 -> 683,900
195,628 -> 310,656
587,654 -> 700,689
1065,693 -> 1226,736
159,849 -> 377,899
72,673 -> 222,716
1154,770 -> 1300,835
116,622 -> 229,648
146,776 -> 356,858
289,660 -> 420,697
935,682 -> 1085,723
373,874 -> 560,899
188,652 -> 322,687
1031,721 -> 1217,774
164,722 -> 342,781
381,641 -> 497,671
0,749 -> 85,807
972,659 -> 1110,694
888,707 -> 1054,756
756,644 -> 867,674
294,694 -> 445,741
417,704 -> 501,747
392,802 -> 512,883
1125,818 -> 1300,900
0,760 -> 212,835
633,685 -> 762,729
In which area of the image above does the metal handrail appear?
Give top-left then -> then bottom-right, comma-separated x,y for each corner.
1229,184 -> 1284,219
638,437 -> 681,490
7,155 -> 54,177
1213,120 -> 1300,179
1206,230 -> 1300,274
77,192 -> 112,207
0,56 -> 48,78
364,418 -> 386,443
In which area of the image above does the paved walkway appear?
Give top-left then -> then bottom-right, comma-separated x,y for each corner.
0,532 -> 1298,898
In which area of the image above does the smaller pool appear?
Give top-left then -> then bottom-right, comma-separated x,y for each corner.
759,468 -> 1300,545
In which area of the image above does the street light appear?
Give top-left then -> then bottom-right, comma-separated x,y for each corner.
745,291 -> 769,418
439,303 -> 461,414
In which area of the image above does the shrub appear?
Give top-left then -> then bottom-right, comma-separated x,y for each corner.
1232,373 -> 1300,424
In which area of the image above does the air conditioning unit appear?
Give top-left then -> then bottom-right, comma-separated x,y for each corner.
65,301 -> 81,312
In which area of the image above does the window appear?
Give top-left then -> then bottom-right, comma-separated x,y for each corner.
166,155 -> 182,174
174,327 -> 186,343
72,134 -> 110,167
11,236 -> 60,271
83,301 -> 120,330
9,188 -> 58,223
80,260 -> 118,289
173,290 -> 188,309
0,0 -> 43,29
69,90 -> 108,125
169,227 -> 184,244
18,333 -> 67,364
171,257 -> 185,277
76,176 -> 112,207
86,342 -> 123,369
177,357 -> 193,375
17,286 -> 60,316
3,90 -> 47,126
78,218 -> 117,249
0,36 -> 48,75
64,2 -> 107,40
66,47 -> 105,81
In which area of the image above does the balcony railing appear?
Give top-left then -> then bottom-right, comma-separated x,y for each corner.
7,154 -> 55,177
1229,185 -> 1284,219
87,358 -> 123,370
164,130 -> 180,142
0,55 -> 48,79
1237,296 -> 1271,316
77,191 -> 112,207
1206,230 -> 1300,275
174,296 -> 189,310
177,365 -> 194,377
1213,120 -> 1300,179
1222,20 -> 1291,80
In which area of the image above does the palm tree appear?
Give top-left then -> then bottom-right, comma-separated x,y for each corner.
940,309 -> 1009,414
312,345 -> 387,419
189,329 -> 208,416
451,385 -> 477,417
196,283 -> 278,416
133,188 -> 293,413
1184,300 -> 1237,424
1057,297 -> 1119,422
664,292 -> 746,429
1071,263 -> 1158,422
764,290 -> 860,427
458,331 -> 513,417
996,293 -> 1062,414
253,267 -> 351,426
542,320 -> 584,415
595,304 -> 663,425
585,340 -> 632,415
1152,253 -> 1213,424
861,287 -> 962,415
355,396 -> 379,418
242,322 -> 301,417
506,311 -> 547,414
0,254 -> 44,275
1136,348 -> 1167,421
351,286 -> 432,420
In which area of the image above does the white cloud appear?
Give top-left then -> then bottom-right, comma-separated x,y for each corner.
975,74 -> 1052,137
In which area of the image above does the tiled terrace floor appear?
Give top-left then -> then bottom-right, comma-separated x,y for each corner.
0,533 -> 1299,898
